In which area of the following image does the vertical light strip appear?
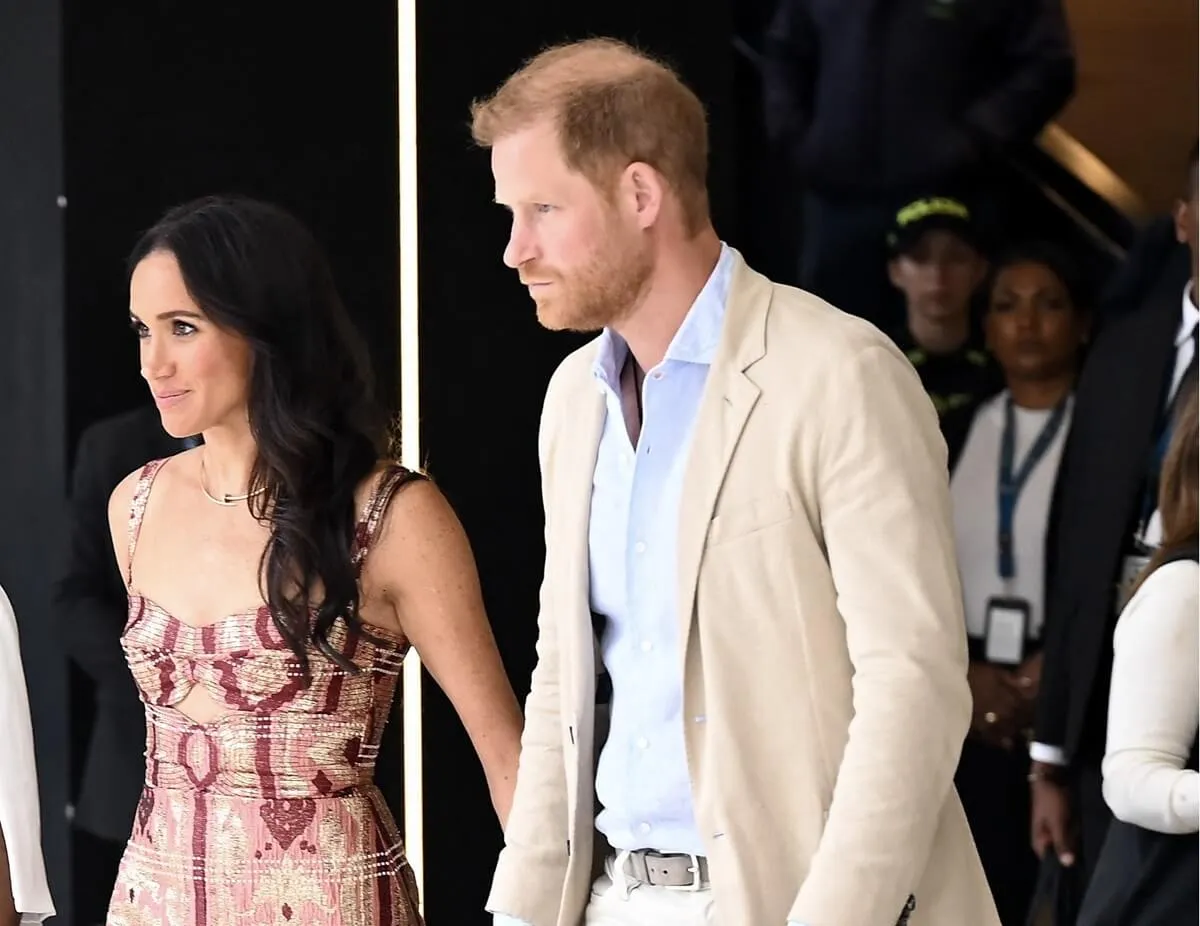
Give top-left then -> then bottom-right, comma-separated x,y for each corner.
397,0 -> 424,912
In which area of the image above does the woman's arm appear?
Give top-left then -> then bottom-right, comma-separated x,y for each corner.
367,480 -> 524,827
0,585 -> 55,924
1102,562 -> 1200,834
1,822 -> 18,926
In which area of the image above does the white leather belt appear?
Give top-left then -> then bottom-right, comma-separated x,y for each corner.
624,850 -> 709,890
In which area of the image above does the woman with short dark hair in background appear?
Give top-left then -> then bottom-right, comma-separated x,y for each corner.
946,242 -> 1091,925
1077,387 -> 1198,925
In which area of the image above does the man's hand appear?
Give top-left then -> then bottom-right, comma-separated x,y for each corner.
967,663 -> 1026,749
1029,762 -> 1075,867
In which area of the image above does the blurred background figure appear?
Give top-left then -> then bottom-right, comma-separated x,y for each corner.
761,0 -> 1075,330
946,242 -> 1090,925
886,195 -> 1000,427
51,407 -> 195,926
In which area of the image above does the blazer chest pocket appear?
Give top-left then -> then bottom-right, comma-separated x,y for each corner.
707,490 -> 794,545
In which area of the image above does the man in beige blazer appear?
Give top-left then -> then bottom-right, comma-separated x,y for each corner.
473,37 -> 1000,926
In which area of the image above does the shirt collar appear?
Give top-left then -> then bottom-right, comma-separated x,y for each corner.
1177,282 -> 1199,347
592,243 -> 734,387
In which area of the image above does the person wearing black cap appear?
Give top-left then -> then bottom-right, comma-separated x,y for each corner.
887,195 -> 1003,442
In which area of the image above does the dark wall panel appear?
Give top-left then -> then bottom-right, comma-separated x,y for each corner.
63,4 -> 401,456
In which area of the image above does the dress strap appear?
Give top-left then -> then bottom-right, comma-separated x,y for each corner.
353,464 -> 426,576
127,458 -> 169,588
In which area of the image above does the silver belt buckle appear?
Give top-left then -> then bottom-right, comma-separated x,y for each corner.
637,850 -> 707,892
670,853 -> 705,893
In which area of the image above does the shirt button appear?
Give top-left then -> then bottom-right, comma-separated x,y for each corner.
693,715 -> 706,724
652,371 -> 664,380
640,640 -> 653,652
634,541 -> 646,554
639,822 -> 652,835
636,737 -> 649,750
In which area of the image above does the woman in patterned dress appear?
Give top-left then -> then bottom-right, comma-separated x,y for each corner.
103,195 -> 524,925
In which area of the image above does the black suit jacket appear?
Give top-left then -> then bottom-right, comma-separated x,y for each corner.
1034,260 -> 1190,764
52,404 -> 189,840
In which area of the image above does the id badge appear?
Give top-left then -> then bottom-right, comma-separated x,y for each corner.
1118,553 -> 1151,605
984,596 -> 1030,666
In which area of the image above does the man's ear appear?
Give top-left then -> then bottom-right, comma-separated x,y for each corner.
619,161 -> 665,230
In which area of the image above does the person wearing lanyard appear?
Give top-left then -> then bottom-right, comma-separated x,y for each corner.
947,243 -> 1091,926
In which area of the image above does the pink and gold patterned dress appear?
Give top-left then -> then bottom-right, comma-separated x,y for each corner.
107,460 -> 424,926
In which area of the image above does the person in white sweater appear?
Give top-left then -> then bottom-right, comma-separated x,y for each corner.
1103,558 -> 1199,834
1078,386 -> 1198,925
1103,383 -> 1199,835
0,584 -> 55,925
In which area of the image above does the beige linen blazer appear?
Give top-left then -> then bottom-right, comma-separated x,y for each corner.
487,252 -> 1000,926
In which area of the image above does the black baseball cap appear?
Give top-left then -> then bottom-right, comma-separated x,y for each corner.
886,195 -> 980,257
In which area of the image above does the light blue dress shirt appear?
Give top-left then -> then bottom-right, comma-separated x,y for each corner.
586,244 -> 733,855
494,245 -> 805,924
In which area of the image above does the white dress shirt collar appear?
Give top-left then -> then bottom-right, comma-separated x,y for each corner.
1177,281 -> 1198,347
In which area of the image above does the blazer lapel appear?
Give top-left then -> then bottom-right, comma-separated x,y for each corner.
675,258 -> 771,655
1099,268 -> 1186,527
557,379 -> 605,713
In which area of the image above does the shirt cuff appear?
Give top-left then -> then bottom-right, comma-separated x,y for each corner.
493,916 -> 533,926
1030,742 -> 1068,765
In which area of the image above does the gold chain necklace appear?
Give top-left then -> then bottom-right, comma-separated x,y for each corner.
199,455 -> 266,507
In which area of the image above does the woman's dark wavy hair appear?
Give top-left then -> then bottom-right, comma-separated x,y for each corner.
129,195 -> 387,676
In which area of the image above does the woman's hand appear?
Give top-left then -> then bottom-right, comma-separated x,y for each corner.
967,662 -> 1026,749
364,478 -> 524,828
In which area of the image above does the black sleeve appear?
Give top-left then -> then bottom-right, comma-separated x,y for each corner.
962,0 -> 1075,150
1032,368 -> 1092,752
51,424 -> 131,687
761,0 -> 820,147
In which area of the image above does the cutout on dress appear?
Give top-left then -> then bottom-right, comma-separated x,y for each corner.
175,684 -> 233,725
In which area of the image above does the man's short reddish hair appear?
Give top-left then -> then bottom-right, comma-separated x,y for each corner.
471,38 -> 710,234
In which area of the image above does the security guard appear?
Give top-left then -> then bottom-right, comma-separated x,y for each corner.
887,195 -> 1003,434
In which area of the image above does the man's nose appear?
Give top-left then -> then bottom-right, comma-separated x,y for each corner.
503,218 -> 537,269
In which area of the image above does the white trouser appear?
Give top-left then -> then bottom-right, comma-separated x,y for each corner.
583,852 -> 716,926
